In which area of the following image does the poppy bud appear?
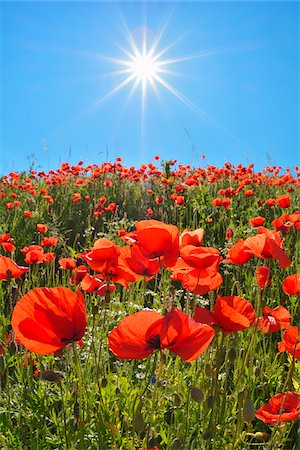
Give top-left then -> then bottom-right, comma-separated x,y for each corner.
190,387 -> 204,403
243,398 -> 256,422
206,395 -> 214,408
205,363 -> 212,377
174,394 -> 181,406
164,409 -> 175,425
203,430 -> 212,441
228,348 -> 236,361
41,370 -> 61,384
132,413 -> 145,433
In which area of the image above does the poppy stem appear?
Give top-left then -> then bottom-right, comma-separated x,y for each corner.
72,340 -> 85,437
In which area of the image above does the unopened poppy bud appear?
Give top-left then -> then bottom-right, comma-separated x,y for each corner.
254,366 -> 261,377
206,395 -> 214,408
190,387 -> 204,403
41,370 -> 61,384
10,342 -> 17,354
205,363 -> 212,377
174,393 -> 181,406
243,398 -> 256,422
164,409 -> 175,425
132,413 -> 145,433
101,377 -> 108,388
228,348 -> 236,361
254,432 -> 268,441
203,430 -> 212,441
74,401 -> 80,419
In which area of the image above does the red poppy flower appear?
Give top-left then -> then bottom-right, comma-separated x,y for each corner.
180,228 -> 204,248
59,258 -> 77,270
12,287 -> 86,354
276,194 -> 291,209
225,228 -> 233,240
132,220 -> 179,268
36,224 -> 48,233
171,246 -> 222,295
23,246 -> 46,265
255,266 -> 272,289
226,239 -> 253,265
194,295 -> 256,333
119,246 -> 160,281
108,308 -> 215,362
228,228 -> 291,268
41,237 -> 58,247
80,273 -> 116,296
282,274 -> 300,295
277,327 -> 300,358
250,216 -> 265,227
257,306 -> 291,333
70,265 -> 88,286
256,392 -> 300,424
0,256 -> 28,280
82,238 -> 120,272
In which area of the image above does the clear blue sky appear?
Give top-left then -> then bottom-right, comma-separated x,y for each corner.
1,1 -> 299,174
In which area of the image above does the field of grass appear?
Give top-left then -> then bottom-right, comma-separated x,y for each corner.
0,158 -> 299,450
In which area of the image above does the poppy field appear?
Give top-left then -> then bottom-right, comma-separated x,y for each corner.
0,158 -> 299,450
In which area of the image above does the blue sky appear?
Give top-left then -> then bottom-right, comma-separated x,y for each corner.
1,1 -> 299,174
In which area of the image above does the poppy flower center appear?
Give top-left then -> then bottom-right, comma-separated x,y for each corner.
146,334 -> 161,350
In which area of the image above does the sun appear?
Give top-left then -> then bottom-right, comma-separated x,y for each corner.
129,51 -> 160,83
74,21 -> 246,157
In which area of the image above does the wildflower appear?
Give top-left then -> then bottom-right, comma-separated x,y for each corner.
41,237 -> 58,247
180,228 -> 204,248
255,266 -> 272,289
36,224 -> 48,233
276,194 -> 291,208
257,306 -> 291,333
250,216 -> 265,227
0,256 -> 28,280
277,327 -> 300,358
59,258 -> 77,270
130,220 -> 179,269
194,296 -> 256,333
282,274 -> 300,295
108,308 -> 215,362
256,392 -> 300,424
12,287 -> 86,354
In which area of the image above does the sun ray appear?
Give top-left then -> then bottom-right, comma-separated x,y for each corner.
47,15 -> 249,159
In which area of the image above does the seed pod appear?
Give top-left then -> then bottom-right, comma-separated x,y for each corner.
10,341 -> 17,354
203,430 -> 212,441
132,413 -> 145,433
174,393 -> 181,406
164,409 -> 175,425
205,363 -> 212,377
190,387 -> 204,403
41,370 -> 61,384
206,395 -> 214,408
254,366 -> 261,377
243,398 -> 256,423
228,348 -> 236,361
